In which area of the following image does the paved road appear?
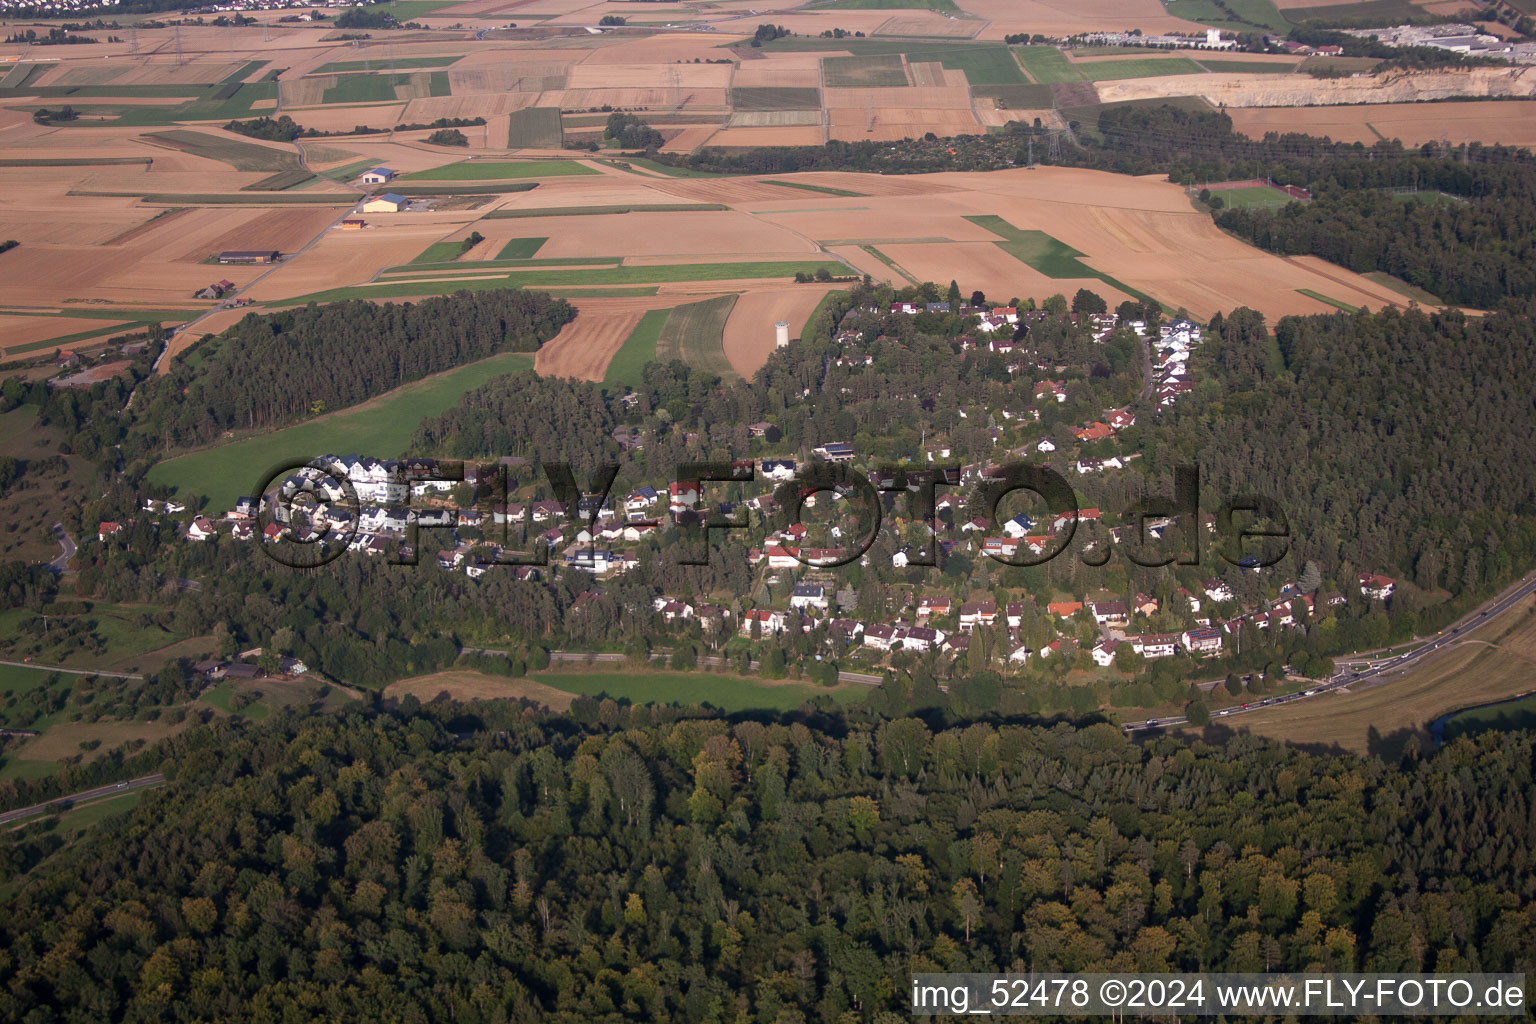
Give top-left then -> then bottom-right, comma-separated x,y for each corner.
1123,569 -> 1536,734
46,522 -> 75,573
0,773 -> 165,826
464,647 -> 887,687
0,659 -> 142,680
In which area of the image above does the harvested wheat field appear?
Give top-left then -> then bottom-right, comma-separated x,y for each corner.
721,287 -> 832,378
529,210 -> 816,259
876,14 -> 983,37
706,126 -> 827,147
732,57 -> 823,89
534,295 -> 683,380
385,670 -> 576,710
243,223 -> 459,302
661,125 -> 718,153
1229,100 -> 1536,148
0,316 -> 135,353
962,0 -> 1205,38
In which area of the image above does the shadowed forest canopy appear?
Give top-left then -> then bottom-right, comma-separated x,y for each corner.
0,709 -> 1532,1021
1159,302 -> 1536,599
127,290 -> 574,453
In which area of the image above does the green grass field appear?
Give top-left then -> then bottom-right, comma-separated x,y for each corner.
1196,58 -> 1301,73
800,288 -> 845,344
0,757 -> 62,782
1298,54 -> 1382,74
655,295 -> 739,379
495,237 -> 549,260
1285,0 -> 1420,23
409,240 -> 471,264
1081,57 -> 1206,81
970,83 -> 1056,109
823,54 -> 908,88
144,130 -> 299,173
603,307 -> 669,388
368,0 -> 462,15
315,55 -> 462,73
147,350 -> 535,510
319,71 -> 447,105
731,87 -> 823,112
1441,693 -> 1536,742
1161,0 -> 1290,33
967,214 -> 1163,308
1013,46 -> 1083,84
0,603 -> 192,675
1297,288 -> 1359,312
1209,185 -> 1296,209
402,160 -> 597,181
200,680 -> 272,720
532,670 -> 862,711
497,261 -> 847,288
1362,271 -> 1442,306
931,45 -> 1028,87
379,257 -> 616,275
0,662 -> 63,704
861,245 -> 918,285
506,106 -> 564,148
760,180 -> 866,197
243,170 -> 316,192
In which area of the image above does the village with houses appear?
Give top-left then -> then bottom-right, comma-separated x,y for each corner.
103,296 -> 1396,690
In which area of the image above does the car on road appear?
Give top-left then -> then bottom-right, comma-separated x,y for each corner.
116,782 -> 127,789
1146,719 -> 1158,726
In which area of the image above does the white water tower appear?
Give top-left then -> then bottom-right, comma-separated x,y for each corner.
775,321 -> 790,348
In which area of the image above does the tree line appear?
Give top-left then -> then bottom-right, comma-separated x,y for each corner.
0,706 -> 1530,1020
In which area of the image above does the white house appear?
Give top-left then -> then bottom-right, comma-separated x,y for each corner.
789,583 -> 830,611
1008,644 -> 1033,664
901,626 -> 943,652
1359,573 -> 1396,600
359,166 -> 396,185
188,517 -> 217,541
668,481 -> 699,513
1181,627 -> 1224,655
1036,438 -> 1056,453
740,609 -> 786,636
1091,641 -> 1119,667
1203,579 -> 1235,603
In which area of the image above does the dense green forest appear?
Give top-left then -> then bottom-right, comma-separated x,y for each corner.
120,291 -> 572,456
1,708 -> 1532,1021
